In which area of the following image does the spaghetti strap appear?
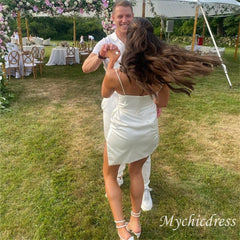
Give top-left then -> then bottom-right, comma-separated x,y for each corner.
115,69 -> 126,95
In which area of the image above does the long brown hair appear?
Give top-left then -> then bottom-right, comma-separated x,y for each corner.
120,18 -> 221,96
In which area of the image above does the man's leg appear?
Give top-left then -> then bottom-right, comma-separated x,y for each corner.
141,156 -> 153,211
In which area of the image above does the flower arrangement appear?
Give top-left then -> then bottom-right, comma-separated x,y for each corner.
5,0 -> 109,17
0,2 -> 11,110
60,41 -> 69,47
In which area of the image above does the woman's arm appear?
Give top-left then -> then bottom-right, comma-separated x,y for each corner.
101,69 -> 116,98
154,84 -> 170,108
101,50 -> 121,98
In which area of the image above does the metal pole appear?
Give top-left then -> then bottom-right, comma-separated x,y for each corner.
200,6 -> 232,88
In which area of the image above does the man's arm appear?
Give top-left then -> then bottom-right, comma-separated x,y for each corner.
82,53 -> 104,73
82,43 -> 119,73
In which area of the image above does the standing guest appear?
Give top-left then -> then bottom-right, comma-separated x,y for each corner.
102,17 -> 220,240
80,35 -> 84,44
82,0 -> 154,213
88,34 -> 94,42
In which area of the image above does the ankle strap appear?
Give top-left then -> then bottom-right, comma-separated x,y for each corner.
115,219 -> 126,229
131,211 -> 141,217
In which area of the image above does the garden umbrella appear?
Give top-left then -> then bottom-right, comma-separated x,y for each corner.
133,0 -> 240,87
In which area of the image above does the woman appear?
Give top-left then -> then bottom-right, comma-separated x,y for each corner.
102,18 -> 220,240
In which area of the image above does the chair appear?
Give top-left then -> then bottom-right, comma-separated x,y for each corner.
5,51 -> 21,80
65,46 -> 76,65
31,46 -> 40,60
79,42 -> 89,52
78,42 -> 90,63
88,41 -> 96,52
22,51 -> 37,79
35,48 -> 45,75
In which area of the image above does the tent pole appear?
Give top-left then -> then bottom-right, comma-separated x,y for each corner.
191,5 -> 199,51
25,18 -> 30,41
17,11 -> 23,51
160,17 -> 164,40
199,6 -> 232,88
202,19 -> 206,45
234,20 -> 240,61
73,18 -> 76,47
142,0 -> 145,18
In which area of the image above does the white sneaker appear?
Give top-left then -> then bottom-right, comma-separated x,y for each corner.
141,187 -> 153,211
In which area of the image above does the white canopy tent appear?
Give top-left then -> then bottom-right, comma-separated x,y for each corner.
133,0 -> 240,18
133,0 -> 240,87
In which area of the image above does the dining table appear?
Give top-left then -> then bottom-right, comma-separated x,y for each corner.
46,47 -> 80,66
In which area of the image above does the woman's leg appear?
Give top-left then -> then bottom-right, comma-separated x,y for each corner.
103,143 -> 131,239
128,157 -> 148,234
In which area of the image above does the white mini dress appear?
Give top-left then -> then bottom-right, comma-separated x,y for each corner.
106,70 -> 159,166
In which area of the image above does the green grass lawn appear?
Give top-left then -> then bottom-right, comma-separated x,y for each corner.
0,47 -> 239,240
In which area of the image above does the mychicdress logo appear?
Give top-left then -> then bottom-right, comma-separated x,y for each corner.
159,214 -> 237,231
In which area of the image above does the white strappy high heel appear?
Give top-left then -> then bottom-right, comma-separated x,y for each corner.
115,220 -> 134,240
126,211 -> 141,239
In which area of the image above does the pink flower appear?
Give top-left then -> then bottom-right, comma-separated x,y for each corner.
79,8 -> 84,14
58,8 -> 64,14
45,0 -> 52,7
33,6 -> 38,12
0,5 -> 3,12
102,0 -> 108,8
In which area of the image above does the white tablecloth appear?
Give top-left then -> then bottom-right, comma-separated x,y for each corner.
23,45 -> 44,58
46,47 -> 80,66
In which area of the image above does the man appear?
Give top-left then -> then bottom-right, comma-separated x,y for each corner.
82,0 -> 152,211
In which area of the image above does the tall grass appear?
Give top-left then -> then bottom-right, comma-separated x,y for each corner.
0,47 -> 239,240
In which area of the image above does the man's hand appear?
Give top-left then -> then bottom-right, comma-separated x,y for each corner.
99,44 -> 119,59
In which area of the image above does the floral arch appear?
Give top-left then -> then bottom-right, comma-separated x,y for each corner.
0,0 -> 122,109
0,0 -> 115,54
